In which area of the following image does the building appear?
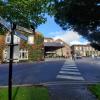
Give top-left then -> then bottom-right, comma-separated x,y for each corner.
44,38 -> 72,58
71,44 -> 100,57
0,30 -> 44,63
55,39 -> 72,58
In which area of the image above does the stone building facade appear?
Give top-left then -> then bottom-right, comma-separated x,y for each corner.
55,39 -> 72,58
71,44 -> 100,57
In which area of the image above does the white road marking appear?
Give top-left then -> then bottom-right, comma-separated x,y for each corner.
59,71 -> 81,75
56,59 -> 85,81
63,65 -> 76,67
56,75 -> 84,81
62,66 -> 77,69
61,68 -> 79,71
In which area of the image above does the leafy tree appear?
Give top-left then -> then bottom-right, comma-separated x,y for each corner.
0,25 -> 8,34
0,0 -> 52,31
52,0 -> 100,50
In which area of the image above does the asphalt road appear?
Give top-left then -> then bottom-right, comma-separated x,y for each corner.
0,58 -> 100,86
0,60 -> 64,86
76,58 -> 100,83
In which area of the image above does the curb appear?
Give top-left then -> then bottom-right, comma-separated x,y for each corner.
0,83 -> 46,88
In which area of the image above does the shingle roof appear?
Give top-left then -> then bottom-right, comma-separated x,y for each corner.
44,42 -> 64,47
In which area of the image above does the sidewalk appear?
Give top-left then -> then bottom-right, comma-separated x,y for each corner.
48,84 -> 96,100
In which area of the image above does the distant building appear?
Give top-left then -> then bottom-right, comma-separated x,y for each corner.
71,44 -> 100,57
44,38 -> 72,58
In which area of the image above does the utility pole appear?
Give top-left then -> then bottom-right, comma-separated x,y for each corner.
8,22 -> 16,100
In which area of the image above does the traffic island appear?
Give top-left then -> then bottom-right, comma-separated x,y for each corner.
0,85 -> 50,100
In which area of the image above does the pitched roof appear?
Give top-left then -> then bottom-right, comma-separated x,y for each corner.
55,39 -> 70,47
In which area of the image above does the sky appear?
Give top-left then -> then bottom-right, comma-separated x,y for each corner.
37,15 -> 89,45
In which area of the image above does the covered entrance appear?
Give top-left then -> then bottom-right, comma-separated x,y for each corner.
44,42 -> 64,58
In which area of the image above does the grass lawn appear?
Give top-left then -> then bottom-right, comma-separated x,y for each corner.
0,86 -> 50,100
89,84 -> 100,100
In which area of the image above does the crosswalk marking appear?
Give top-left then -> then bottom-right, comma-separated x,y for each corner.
63,65 -> 76,67
59,71 -> 81,75
57,75 -> 84,81
62,66 -> 77,69
61,68 -> 79,71
56,60 -> 85,81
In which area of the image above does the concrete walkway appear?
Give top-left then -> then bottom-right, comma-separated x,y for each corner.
48,84 -> 97,100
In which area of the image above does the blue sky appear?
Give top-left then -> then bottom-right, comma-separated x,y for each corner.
37,15 -> 62,37
37,15 -> 88,45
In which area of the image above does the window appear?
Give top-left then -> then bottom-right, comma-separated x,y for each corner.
14,35 -> 20,44
86,47 -> 89,50
6,34 -> 20,44
80,47 -> 82,50
44,39 -> 48,42
28,35 -> 34,44
20,49 -> 28,60
75,47 -> 78,50
6,35 -> 11,44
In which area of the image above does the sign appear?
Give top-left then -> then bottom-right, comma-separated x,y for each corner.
16,26 -> 32,34
15,31 -> 28,41
28,35 -> 34,44
0,17 -> 11,31
0,17 -> 34,44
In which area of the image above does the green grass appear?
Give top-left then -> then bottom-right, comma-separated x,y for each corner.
89,84 -> 100,100
0,86 -> 50,100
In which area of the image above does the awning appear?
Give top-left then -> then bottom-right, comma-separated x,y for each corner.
44,42 -> 64,47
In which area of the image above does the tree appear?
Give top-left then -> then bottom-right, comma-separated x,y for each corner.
52,0 -> 100,50
0,0 -> 52,29
0,1 -> 53,100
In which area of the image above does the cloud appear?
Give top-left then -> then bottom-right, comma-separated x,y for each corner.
70,40 -> 89,45
49,30 -> 65,36
50,30 -> 81,44
49,30 -> 89,45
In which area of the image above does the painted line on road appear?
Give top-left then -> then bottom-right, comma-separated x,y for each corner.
56,75 -> 84,81
64,62 -> 75,64
62,66 -> 77,69
61,68 -> 79,71
63,65 -> 76,67
59,71 -> 81,75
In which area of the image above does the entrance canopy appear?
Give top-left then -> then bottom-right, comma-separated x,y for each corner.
44,42 -> 65,57
44,42 -> 64,47
44,42 -> 64,52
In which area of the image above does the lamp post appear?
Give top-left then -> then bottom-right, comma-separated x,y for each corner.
8,22 -> 16,100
